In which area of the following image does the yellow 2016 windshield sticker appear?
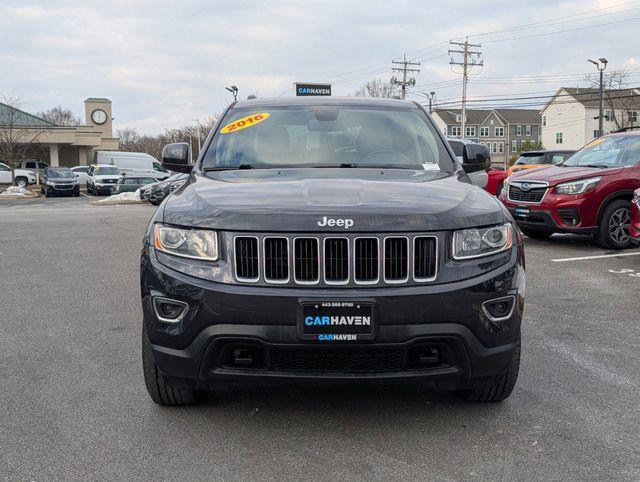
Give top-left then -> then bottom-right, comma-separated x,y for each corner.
585,137 -> 605,148
220,113 -> 270,134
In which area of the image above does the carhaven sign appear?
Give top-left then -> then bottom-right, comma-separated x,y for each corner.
295,82 -> 331,96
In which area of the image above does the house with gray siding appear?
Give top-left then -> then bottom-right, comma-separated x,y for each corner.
432,108 -> 542,166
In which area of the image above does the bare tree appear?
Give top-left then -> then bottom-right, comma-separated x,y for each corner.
0,93 -> 46,185
585,69 -> 637,130
37,105 -> 81,126
114,113 -> 221,161
354,78 -> 397,98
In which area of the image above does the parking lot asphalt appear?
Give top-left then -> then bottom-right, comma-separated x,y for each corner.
1,198 -> 639,480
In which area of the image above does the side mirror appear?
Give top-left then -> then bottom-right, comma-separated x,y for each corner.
161,143 -> 193,173
462,144 -> 491,173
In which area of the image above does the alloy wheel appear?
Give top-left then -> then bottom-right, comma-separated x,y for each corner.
608,207 -> 631,245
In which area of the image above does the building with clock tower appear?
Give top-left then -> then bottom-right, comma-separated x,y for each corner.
0,97 -> 120,168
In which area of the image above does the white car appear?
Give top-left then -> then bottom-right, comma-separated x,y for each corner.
86,164 -> 121,195
0,162 -> 36,188
71,166 -> 90,183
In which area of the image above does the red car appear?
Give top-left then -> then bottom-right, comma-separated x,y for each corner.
632,188 -> 640,243
501,131 -> 640,249
486,166 -> 507,196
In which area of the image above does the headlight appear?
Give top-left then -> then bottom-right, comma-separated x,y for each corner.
555,177 -> 601,195
453,223 -> 513,260
46,181 -> 55,186
154,224 -> 219,261
157,182 -> 170,189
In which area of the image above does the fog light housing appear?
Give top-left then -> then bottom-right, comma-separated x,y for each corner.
482,295 -> 516,322
152,296 -> 189,323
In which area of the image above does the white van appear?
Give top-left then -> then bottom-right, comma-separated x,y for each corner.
93,151 -> 171,180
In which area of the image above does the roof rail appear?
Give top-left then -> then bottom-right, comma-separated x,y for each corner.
613,125 -> 640,133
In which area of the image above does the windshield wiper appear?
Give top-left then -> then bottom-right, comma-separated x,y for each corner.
203,164 -> 254,171
583,164 -> 609,169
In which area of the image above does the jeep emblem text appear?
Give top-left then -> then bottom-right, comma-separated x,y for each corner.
317,216 -> 354,229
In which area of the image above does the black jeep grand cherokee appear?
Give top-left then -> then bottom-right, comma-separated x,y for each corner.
140,97 -> 525,405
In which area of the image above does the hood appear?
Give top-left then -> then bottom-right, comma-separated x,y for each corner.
162,169 -> 505,232
510,165 -> 624,186
95,175 -> 120,181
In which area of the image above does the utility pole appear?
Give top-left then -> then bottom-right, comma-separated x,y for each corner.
391,54 -> 421,100
449,38 -> 483,140
588,58 -> 608,137
428,91 -> 435,113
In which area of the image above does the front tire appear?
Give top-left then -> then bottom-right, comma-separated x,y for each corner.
460,338 -> 520,402
520,227 -> 553,240
597,199 -> 632,249
15,177 -> 27,188
142,325 -> 201,406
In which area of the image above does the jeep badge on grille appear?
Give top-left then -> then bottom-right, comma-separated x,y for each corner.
317,216 -> 354,229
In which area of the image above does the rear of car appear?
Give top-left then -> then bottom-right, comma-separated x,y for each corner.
501,133 -> 640,248
506,150 -> 575,177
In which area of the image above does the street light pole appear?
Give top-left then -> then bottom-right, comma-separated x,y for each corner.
588,58 -> 608,137
429,91 -> 435,114
192,118 -> 202,154
225,85 -> 239,101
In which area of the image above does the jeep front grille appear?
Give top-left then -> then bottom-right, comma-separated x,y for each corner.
414,237 -> 438,281
233,234 -> 438,286
234,237 -> 259,281
263,237 -> 289,283
324,238 -> 349,284
293,238 -> 319,283
354,237 -> 379,284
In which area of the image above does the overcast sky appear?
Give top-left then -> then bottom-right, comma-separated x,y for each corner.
1,0 -> 639,134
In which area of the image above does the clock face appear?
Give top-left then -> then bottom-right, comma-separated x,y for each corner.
91,109 -> 107,125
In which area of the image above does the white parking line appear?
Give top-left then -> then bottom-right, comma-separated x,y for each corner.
552,252 -> 640,262
80,193 -> 91,198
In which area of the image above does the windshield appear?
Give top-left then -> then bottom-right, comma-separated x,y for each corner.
48,170 -> 74,178
95,166 -> 119,176
167,173 -> 187,182
562,135 -> 640,168
514,153 -> 544,165
202,106 -> 453,172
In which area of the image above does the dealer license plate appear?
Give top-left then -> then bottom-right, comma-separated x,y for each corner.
514,206 -> 530,218
299,301 -> 375,341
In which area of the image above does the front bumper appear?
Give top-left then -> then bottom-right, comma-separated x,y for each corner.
46,184 -> 79,196
141,244 -> 525,388
501,188 -> 598,234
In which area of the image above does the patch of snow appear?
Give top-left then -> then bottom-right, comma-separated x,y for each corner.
1,186 -> 31,196
93,188 -> 142,205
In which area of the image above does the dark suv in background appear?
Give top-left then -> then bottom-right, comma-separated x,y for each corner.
41,167 -> 80,197
140,97 -> 525,406
502,132 -> 640,248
